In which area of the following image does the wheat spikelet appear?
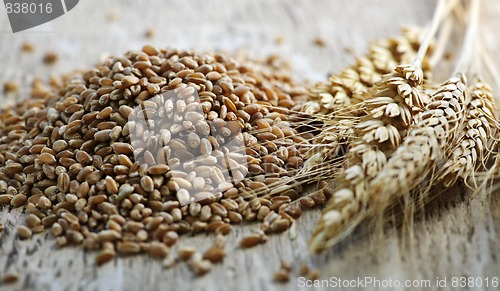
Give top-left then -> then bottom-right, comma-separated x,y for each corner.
308,0 -> 478,253
369,75 -> 467,202
437,78 -> 497,187
350,64 -> 428,177
303,27 -> 430,116
309,76 -> 466,253
292,65 -> 429,199
307,64 -> 429,252
293,27 -> 435,190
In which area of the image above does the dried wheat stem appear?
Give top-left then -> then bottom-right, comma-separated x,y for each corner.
454,0 -> 481,75
429,12 -> 455,68
428,0 -> 464,68
414,0 -> 450,67
479,42 -> 500,93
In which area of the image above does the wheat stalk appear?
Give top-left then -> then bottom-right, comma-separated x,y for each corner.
308,0 -> 462,253
373,0 -> 500,245
304,26 -> 430,117
369,0 -> 482,200
372,74 -> 468,193
293,27 -> 435,189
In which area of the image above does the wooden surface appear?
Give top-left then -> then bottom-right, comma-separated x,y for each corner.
1,1 -> 500,290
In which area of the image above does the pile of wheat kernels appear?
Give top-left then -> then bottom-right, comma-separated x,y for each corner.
0,46 -> 321,270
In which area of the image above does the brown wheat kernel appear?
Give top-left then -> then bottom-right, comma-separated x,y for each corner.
21,42 -> 34,52
149,242 -> 169,259
274,270 -> 290,283
61,212 -> 79,226
299,197 -> 315,209
202,247 -> 225,263
17,225 -> 32,239
309,269 -> 320,280
299,264 -> 309,276
0,46 -> 310,272
0,194 -> 13,205
280,259 -> 292,272
67,230 -> 84,244
43,52 -> 58,64
118,241 -> 141,255
158,229 -> 176,246
97,229 -> 121,242
145,28 -> 156,39
214,233 -> 225,249
82,237 -> 99,251
41,215 -> 57,227
36,196 -> 52,209
95,249 -> 115,266
178,246 -> 197,261
3,81 -> 18,93
10,194 -> 27,207
313,37 -> 327,47
191,259 -> 212,276
31,225 -> 44,233
215,223 -> 232,235
240,233 -> 262,248
0,181 -> 8,193
39,152 -> 56,164
140,176 -> 154,192
25,214 -> 41,228
104,176 -> 119,194
2,273 -> 19,284
275,35 -> 285,45
50,222 -> 63,237
269,219 -> 291,233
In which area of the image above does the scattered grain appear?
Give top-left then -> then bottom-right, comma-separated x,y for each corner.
95,249 -> 115,266
43,52 -> 58,64
202,247 -> 225,263
309,269 -> 320,280
178,246 -> 197,261
21,42 -> 34,52
240,233 -> 263,248
2,273 -> 19,284
273,270 -> 290,283
17,225 -> 32,239
3,81 -> 18,93
313,37 -> 327,47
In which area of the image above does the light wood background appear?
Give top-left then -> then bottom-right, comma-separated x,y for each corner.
1,1 -> 500,290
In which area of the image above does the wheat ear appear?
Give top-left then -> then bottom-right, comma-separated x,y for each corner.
369,0 -> 482,207
437,78 -> 497,187
308,0 -> 460,253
